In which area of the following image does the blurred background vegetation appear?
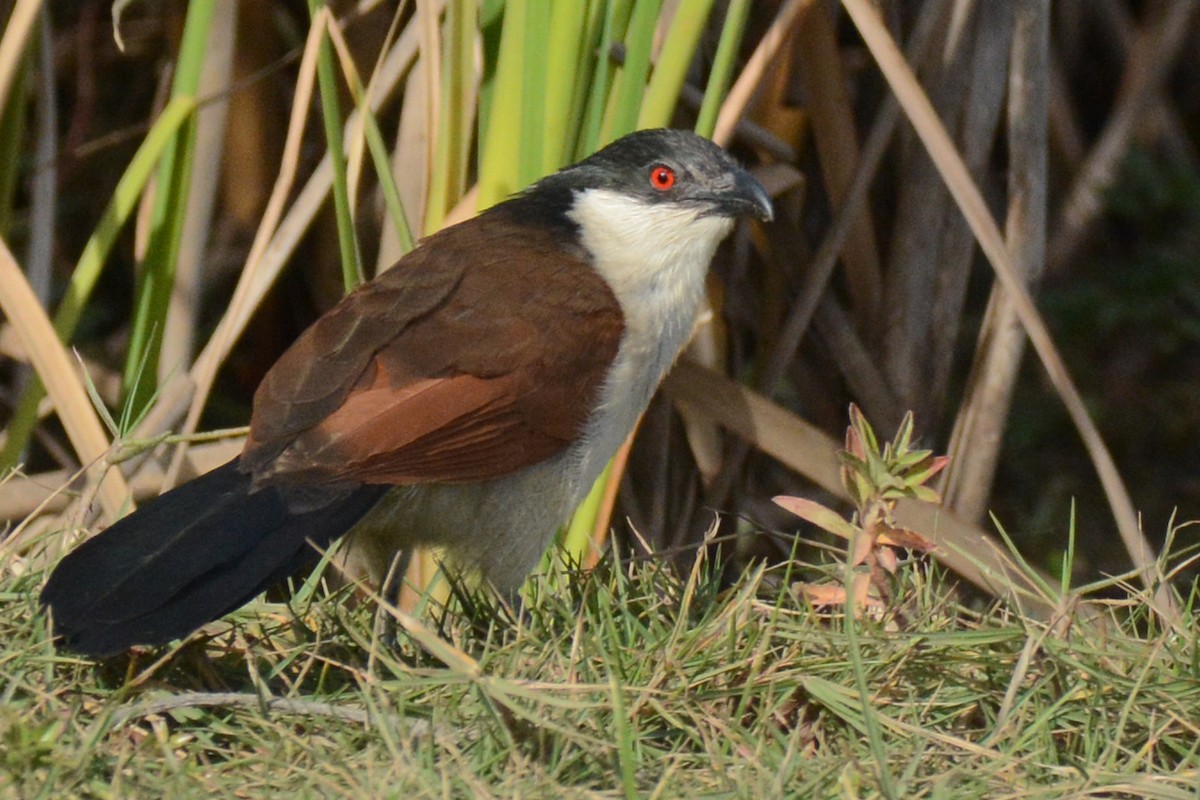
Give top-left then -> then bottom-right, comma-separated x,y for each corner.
1,0 -> 1198,601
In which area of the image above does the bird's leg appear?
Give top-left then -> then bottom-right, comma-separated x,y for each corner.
373,548 -> 413,650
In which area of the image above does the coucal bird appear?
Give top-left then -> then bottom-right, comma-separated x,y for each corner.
41,129 -> 773,657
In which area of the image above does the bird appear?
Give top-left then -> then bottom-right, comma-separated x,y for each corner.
40,128 -> 773,657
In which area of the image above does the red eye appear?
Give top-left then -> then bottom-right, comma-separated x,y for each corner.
649,165 -> 676,191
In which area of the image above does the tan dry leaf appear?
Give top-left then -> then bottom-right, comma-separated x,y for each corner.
793,580 -> 885,611
877,525 -> 936,552
794,582 -> 847,607
876,546 -> 898,574
851,572 -> 874,612
849,528 -> 875,567
772,495 -> 859,540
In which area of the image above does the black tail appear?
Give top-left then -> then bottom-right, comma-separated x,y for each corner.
40,460 -> 386,657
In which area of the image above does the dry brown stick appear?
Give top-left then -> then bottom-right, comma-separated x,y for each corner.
926,1 -> 1012,417
713,0 -> 814,148
0,439 -> 241,524
943,0 -> 1048,524
1092,0 -> 1200,173
13,11 -> 59,446
0,240 -> 128,522
160,4 -> 236,384
841,0 -> 1176,620
794,1 -> 882,324
1046,1 -> 1199,271
0,0 -> 41,113
813,297 -> 900,430
26,10 -> 56,313
881,1 -> 976,416
1046,54 -> 1085,170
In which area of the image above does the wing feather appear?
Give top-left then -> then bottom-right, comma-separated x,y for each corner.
242,212 -> 624,487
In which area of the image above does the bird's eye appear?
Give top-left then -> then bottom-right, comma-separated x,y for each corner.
649,165 -> 676,191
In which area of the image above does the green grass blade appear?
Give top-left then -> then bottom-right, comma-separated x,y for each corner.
559,1 -> 606,165
558,459 -> 613,568
477,0 -> 528,210
364,103 -> 415,256
120,0 -> 213,417
308,1 -> 363,290
576,0 -> 633,158
541,3 -> 589,173
517,4 -> 550,188
474,0 -> 505,178
0,37 -> 30,236
842,547 -> 899,799
608,672 -> 639,799
599,0 -> 662,143
121,115 -> 198,413
425,0 -> 476,233
324,15 -> 415,255
638,0 -> 715,129
694,0 -> 752,138
1062,499 -> 1077,596
1,95 -> 195,469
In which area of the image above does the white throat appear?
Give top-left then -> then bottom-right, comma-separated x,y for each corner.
564,188 -> 735,498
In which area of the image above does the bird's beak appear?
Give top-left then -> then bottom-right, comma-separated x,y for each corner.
718,168 -> 774,223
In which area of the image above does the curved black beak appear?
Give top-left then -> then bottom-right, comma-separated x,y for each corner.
715,168 -> 774,222
738,168 -> 774,222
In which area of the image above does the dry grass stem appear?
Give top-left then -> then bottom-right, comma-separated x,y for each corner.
0,240 -> 128,520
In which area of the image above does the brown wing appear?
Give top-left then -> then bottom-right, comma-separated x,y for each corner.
241,214 -> 624,487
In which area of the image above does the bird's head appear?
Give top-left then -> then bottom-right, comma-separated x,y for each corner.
505,129 -> 772,302
557,128 -> 773,223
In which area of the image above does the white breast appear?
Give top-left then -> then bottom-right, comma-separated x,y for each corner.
563,188 -> 735,501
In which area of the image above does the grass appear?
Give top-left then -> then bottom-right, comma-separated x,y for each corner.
2,4 -> 1200,797
3,532 -> 1198,798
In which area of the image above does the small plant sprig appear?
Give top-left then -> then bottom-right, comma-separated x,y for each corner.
775,404 -> 948,615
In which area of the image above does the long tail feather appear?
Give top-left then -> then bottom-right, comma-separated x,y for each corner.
40,460 -> 385,657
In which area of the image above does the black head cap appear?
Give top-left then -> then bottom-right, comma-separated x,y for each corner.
510,129 -> 773,229
562,129 -> 773,222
